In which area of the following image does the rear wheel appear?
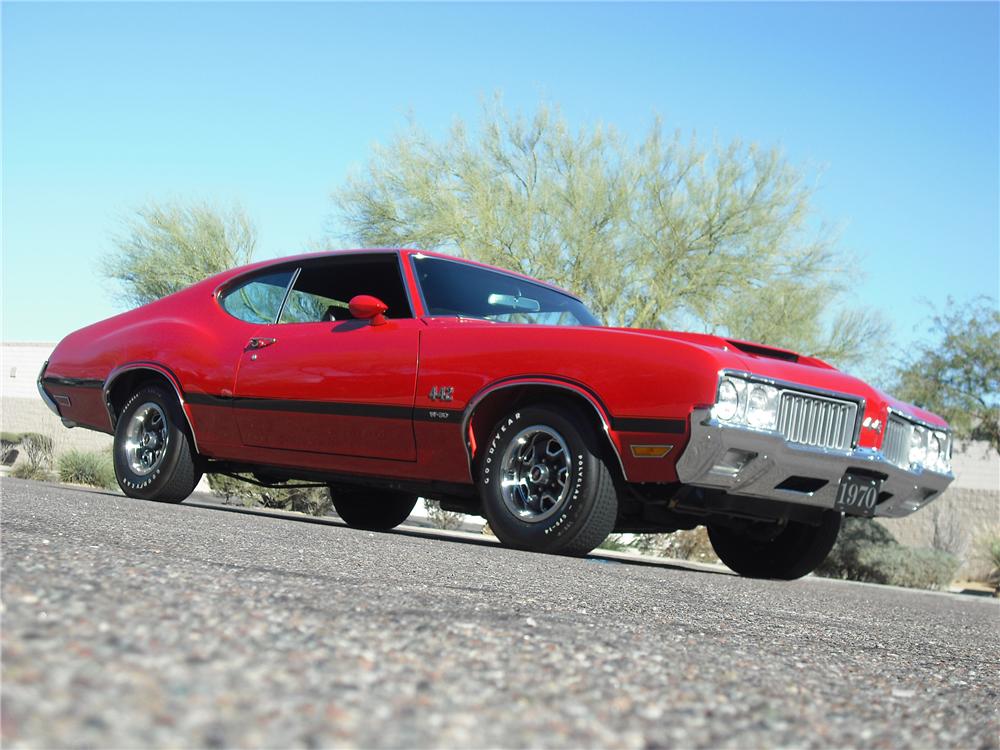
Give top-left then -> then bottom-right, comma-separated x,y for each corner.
330,488 -> 417,531
707,511 -> 842,579
113,384 -> 201,502
479,404 -> 618,556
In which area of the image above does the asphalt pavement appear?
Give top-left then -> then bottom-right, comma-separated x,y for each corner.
2,477 -> 998,749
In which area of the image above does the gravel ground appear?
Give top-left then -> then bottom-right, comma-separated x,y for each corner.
2,477 -> 998,749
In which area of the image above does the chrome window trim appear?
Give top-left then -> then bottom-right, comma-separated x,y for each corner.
214,249 -> 417,323
395,251 -> 420,319
272,267 -> 302,324
271,253 -> 416,325
216,266 -> 298,325
409,253 -> 433,319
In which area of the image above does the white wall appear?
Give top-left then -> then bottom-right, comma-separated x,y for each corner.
1,342 -> 55,400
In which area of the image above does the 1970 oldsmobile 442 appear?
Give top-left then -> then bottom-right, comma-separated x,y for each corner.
39,249 -> 955,578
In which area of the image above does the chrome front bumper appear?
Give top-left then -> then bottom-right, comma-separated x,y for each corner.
675,409 -> 954,518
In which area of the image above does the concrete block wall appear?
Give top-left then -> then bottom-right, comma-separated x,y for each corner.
2,397 -> 113,455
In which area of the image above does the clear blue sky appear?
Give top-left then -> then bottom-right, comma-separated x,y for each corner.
3,2 -> 998,360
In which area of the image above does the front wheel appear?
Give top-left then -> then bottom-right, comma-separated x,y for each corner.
707,511 -> 842,580
113,384 -> 201,502
479,405 -> 618,556
330,488 -> 417,531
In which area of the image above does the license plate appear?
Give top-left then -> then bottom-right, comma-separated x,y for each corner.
835,472 -> 882,517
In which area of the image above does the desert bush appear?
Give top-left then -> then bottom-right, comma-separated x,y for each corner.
11,463 -> 48,480
630,527 -> 720,563
1,431 -> 23,466
970,526 -> 1000,589
423,498 -> 465,530
815,517 -> 958,590
929,505 -> 967,560
57,450 -> 117,489
207,473 -> 332,516
284,487 -> 332,516
18,432 -> 54,474
207,473 -> 257,504
598,535 -> 631,552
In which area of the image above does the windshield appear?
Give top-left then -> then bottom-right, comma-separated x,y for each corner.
412,256 -> 600,327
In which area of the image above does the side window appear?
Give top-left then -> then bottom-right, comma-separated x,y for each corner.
278,255 -> 413,324
219,270 -> 294,324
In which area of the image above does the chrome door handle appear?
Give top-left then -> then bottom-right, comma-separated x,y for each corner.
246,337 -> 277,351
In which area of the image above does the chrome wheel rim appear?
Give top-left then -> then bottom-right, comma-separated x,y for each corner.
499,425 -> 572,523
125,402 -> 169,476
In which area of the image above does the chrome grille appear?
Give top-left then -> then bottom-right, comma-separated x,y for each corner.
777,392 -> 858,451
882,416 -> 912,468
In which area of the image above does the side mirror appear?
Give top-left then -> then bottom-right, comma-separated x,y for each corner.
348,295 -> 388,326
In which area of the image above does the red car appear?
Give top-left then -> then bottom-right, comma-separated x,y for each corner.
39,249 -> 954,578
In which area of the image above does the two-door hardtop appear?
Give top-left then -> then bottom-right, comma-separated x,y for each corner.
39,249 -> 954,578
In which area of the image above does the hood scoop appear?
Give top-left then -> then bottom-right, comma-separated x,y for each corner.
726,339 -> 800,363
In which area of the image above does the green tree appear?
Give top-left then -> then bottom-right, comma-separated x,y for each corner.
895,297 -> 1000,454
102,201 -> 257,307
332,102 -> 885,366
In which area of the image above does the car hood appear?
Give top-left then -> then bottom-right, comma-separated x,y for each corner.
606,326 -> 948,429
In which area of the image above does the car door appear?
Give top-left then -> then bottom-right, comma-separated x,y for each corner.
232,253 -> 420,461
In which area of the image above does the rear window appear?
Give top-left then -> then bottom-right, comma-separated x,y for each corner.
219,270 -> 294,324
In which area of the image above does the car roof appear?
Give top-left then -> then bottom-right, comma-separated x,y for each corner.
220,248 -> 583,301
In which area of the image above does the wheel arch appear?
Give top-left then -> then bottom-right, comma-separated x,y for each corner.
462,379 -> 628,482
103,363 -> 200,453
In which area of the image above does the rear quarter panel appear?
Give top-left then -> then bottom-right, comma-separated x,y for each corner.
44,275 -> 251,448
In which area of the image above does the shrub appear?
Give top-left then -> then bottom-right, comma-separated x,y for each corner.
207,473 -> 332,516
207,473 -> 257,504
929,505 -> 967,559
629,527 -> 720,563
11,463 -> 48,480
815,517 -> 959,590
598,535 -> 631,552
423,498 -> 465,530
20,432 -> 54,472
9,432 -> 54,480
57,450 -> 117,489
1,431 -> 24,465
970,526 -> 1000,589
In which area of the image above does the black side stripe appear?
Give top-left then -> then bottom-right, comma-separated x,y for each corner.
186,393 -> 462,423
186,393 -> 681,432
41,376 -> 104,389
611,417 -> 686,434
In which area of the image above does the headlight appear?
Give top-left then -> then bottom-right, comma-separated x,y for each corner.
745,384 -> 779,430
928,432 -> 943,464
924,430 -> 951,472
908,426 -> 928,466
713,378 -> 741,421
712,376 -> 778,431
